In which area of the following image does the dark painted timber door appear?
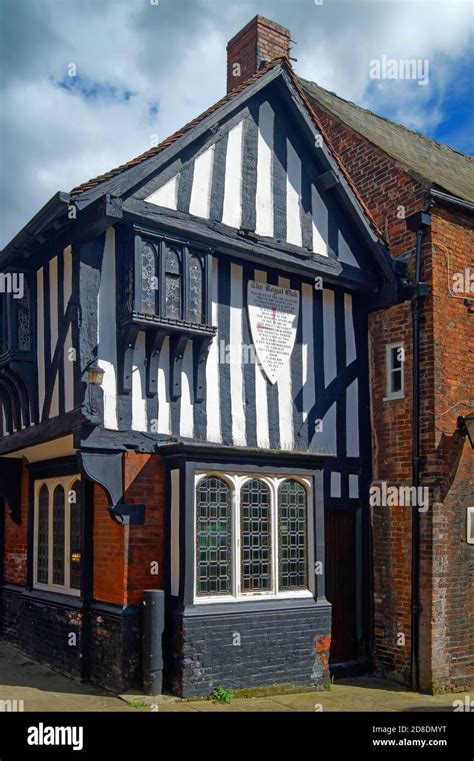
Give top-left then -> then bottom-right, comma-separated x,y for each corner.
325,509 -> 358,663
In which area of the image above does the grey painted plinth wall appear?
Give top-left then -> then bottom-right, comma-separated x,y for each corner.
165,600 -> 332,698
0,584 -> 142,693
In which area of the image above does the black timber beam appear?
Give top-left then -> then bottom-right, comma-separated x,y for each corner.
314,170 -> 339,192
72,194 -> 123,242
123,199 -> 382,294
0,457 -> 22,523
2,194 -> 123,269
0,409 -> 83,456
0,192 -> 71,267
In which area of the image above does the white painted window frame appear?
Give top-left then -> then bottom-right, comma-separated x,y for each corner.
33,475 -> 82,597
194,471 -> 314,604
467,507 -> 474,545
384,341 -> 405,400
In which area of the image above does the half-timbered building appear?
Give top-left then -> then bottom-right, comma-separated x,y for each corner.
1,16 -> 472,697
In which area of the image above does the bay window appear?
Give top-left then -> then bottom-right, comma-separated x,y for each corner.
195,473 -> 312,602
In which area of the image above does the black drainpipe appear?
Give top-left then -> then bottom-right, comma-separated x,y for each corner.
405,206 -> 431,692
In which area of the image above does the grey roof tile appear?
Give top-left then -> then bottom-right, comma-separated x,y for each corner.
300,77 -> 474,204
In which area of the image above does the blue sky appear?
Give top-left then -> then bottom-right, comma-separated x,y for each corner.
1,0 -> 473,247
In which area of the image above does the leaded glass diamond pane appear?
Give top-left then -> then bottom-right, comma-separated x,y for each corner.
52,485 -> 65,585
196,477 -> 231,596
240,479 -> 271,593
278,480 -> 308,590
141,242 -> 157,314
188,255 -> 203,323
18,281 -> 31,352
37,484 -> 49,584
165,248 -> 182,319
70,480 -> 82,591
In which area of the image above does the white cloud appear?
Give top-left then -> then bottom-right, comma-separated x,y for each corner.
1,0 -> 472,246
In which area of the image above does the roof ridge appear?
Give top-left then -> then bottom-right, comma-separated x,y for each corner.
299,76 -> 474,162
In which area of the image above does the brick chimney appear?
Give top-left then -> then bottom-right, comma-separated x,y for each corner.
226,15 -> 291,93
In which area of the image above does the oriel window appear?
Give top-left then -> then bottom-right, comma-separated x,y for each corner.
131,235 -> 209,326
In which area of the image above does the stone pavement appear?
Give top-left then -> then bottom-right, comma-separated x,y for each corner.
0,641 -> 457,713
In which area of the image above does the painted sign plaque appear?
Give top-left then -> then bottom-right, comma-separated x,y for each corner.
247,280 -> 300,385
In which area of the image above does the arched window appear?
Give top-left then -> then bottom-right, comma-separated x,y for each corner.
34,476 -> 83,595
37,484 -> 49,584
196,476 -> 232,596
240,479 -> 271,593
278,480 -> 307,590
141,242 -> 158,314
69,480 -> 82,591
164,247 -> 182,319
52,485 -> 65,585
188,255 -> 203,323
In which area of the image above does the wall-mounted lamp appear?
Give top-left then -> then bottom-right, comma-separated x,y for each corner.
457,413 -> 474,448
87,361 -> 105,387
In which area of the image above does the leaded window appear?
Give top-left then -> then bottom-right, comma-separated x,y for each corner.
52,485 -> 65,585
128,234 -> 211,326
17,280 -> 31,352
188,255 -> 203,323
69,480 -> 82,591
278,480 -> 308,590
141,242 -> 158,314
195,474 -> 311,601
197,477 -> 232,595
241,479 -> 272,593
37,484 -> 49,584
165,247 -> 182,319
34,476 -> 83,595
0,294 -> 7,355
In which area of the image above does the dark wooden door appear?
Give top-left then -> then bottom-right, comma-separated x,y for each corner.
325,509 -> 358,663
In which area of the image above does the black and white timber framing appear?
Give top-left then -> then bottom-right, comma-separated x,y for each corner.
0,61 -> 400,683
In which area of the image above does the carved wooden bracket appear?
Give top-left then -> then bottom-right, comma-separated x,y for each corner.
145,329 -> 167,398
77,451 -> 145,525
169,335 -> 188,401
117,324 -> 140,394
193,336 -> 213,402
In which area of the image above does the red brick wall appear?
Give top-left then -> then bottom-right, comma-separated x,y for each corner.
305,95 -> 473,691
3,459 -> 28,585
93,484 -> 126,605
369,301 -> 413,685
123,452 -> 165,605
93,453 -> 165,607
227,16 -> 290,93
428,207 -> 474,691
